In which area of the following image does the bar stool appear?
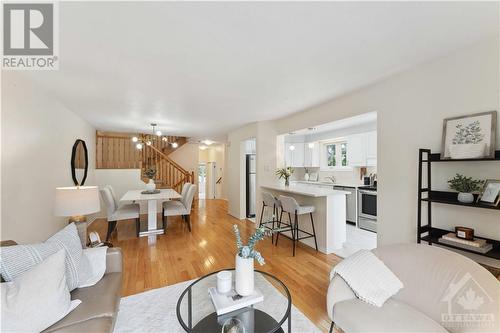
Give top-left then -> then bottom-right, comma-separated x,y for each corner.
259,192 -> 291,243
276,195 -> 318,256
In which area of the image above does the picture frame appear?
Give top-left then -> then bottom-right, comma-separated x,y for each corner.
441,111 -> 497,159
477,179 -> 500,207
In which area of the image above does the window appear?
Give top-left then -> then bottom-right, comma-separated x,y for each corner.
321,140 -> 349,169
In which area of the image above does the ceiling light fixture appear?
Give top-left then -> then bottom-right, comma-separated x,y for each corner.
202,139 -> 214,146
199,145 -> 208,150
131,123 -> 179,150
289,145 -> 296,151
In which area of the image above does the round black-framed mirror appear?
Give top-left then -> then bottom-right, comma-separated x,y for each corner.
71,139 -> 88,186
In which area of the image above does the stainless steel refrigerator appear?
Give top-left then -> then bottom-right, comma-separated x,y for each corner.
246,154 -> 256,218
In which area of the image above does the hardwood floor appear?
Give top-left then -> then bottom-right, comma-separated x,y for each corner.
89,199 -> 342,332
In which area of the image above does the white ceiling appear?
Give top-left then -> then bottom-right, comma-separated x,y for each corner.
13,1 -> 498,141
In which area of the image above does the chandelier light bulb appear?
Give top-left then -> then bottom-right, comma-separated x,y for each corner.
172,142 -> 178,148
136,143 -> 143,150
162,137 -> 168,142
146,140 -> 152,146
156,130 -> 162,136
132,136 -> 138,142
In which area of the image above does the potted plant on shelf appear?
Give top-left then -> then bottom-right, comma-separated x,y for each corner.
447,173 -> 484,203
276,167 -> 294,187
144,167 -> 157,192
233,225 -> 266,296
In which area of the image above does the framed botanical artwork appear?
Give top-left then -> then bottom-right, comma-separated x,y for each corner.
477,179 -> 500,207
441,111 -> 497,159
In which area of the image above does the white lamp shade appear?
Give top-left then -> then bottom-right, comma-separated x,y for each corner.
54,186 -> 100,217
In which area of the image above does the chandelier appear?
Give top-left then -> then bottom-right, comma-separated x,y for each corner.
131,123 -> 178,150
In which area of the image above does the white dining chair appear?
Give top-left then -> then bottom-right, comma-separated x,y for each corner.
100,186 -> 140,240
163,185 -> 197,232
162,182 -> 191,224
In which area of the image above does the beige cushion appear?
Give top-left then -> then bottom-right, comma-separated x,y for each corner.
43,272 -> 121,332
333,298 -> 448,333
373,244 -> 500,333
163,200 -> 189,216
108,203 -> 140,221
43,317 -> 114,333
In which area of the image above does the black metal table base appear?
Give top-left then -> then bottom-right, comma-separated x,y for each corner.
191,308 -> 286,333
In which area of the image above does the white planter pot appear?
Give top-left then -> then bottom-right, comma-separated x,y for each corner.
458,192 -> 474,203
449,143 -> 486,159
235,255 -> 254,296
304,173 -> 310,181
146,179 -> 156,191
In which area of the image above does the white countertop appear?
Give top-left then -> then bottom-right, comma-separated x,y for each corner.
261,183 -> 350,197
293,180 -> 362,188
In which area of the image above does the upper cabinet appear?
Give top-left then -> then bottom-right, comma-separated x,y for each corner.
285,142 -> 305,167
304,141 -> 320,167
347,131 -> 377,167
347,133 -> 366,167
284,131 -> 377,168
365,131 -> 377,166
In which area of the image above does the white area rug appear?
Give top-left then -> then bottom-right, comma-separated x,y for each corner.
114,274 -> 321,333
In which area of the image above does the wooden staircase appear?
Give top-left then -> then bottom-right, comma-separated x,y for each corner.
96,131 -> 194,193
141,143 -> 194,193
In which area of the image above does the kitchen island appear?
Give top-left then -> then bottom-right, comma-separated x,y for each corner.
261,183 -> 349,254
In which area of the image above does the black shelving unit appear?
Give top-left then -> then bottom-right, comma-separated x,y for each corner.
417,148 -> 500,260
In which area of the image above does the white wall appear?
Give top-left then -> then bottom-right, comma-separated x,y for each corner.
1,73 -> 96,243
227,38 -> 500,251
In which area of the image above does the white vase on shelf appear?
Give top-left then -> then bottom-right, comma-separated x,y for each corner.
235,254 -> 254,296
457,192 -> 474,203
146,179 -> 156,192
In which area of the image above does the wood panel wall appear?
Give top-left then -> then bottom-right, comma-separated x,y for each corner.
96,131 -> 142,169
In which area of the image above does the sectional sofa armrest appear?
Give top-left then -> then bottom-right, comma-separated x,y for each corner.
326,275 -> 356,321
105,248 -> 123,274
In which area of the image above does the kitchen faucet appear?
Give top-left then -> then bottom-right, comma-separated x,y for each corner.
325,176 -> 336,183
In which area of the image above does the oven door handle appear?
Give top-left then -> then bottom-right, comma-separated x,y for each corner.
358,190 -> 376,195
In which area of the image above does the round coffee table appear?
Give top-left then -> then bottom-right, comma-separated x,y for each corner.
176,269 -> 291,333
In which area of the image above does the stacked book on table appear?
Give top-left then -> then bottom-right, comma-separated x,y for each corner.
208,287 -> 264,316
438,233 -> 492,254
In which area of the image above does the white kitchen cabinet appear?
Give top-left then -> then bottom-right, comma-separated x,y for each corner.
346,132 -> 377,167
285,142 -> 305,167
365,131 -> 377,166
347,133 -> 366,167
304,141 -> 320,167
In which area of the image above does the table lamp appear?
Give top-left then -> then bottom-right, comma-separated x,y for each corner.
54,186 -> 100,245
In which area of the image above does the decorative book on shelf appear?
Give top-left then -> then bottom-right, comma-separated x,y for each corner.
438,233 -> 492,254
208,287 -> 264,316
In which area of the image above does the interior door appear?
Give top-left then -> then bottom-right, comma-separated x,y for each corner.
206,162 -> 217,199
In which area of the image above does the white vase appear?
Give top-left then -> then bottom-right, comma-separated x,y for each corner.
458,192 -> 474,203
146,179 -> 156,192
235,254 -> 254,296
304,173 -> 310,181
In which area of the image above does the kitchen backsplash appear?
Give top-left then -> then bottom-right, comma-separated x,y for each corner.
291,166 -> 377,185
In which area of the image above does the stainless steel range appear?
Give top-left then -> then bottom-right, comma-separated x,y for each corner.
357,185 -> 377,232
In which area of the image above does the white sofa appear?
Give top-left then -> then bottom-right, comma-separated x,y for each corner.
327,244 -> 500,333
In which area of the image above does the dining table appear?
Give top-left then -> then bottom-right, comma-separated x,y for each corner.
120,189 -> 182,237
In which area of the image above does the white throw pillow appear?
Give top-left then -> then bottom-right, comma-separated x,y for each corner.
1,250 -> 81,332
0,223 -> 92,290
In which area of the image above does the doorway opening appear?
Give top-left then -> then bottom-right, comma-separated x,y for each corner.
198,163 -> 206,199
